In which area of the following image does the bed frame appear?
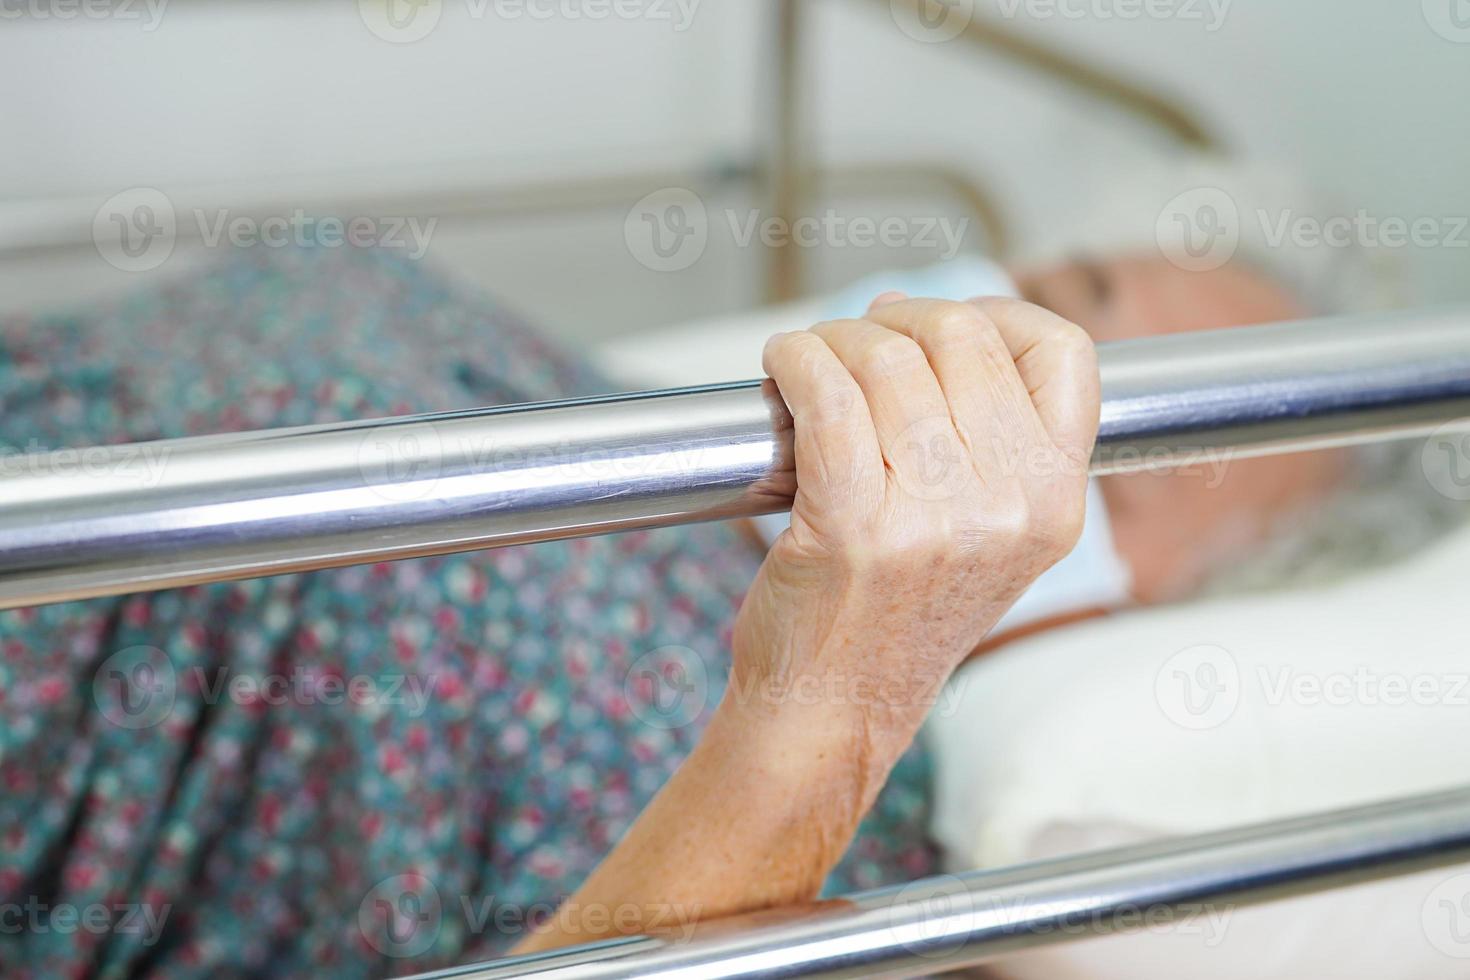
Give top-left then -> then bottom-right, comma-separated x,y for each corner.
3,304 -> 1470,976
2,0 -> 1220,307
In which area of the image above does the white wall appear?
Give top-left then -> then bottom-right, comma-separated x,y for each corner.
2,0 -> 1467,340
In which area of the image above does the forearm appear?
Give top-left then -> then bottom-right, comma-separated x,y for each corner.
513,697 -> 883,954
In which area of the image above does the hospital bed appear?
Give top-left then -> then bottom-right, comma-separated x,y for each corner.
3,307 -> 1470,977
4,5 -> 1465,977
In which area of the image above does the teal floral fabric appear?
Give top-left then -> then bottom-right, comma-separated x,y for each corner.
0,246 -> 936,979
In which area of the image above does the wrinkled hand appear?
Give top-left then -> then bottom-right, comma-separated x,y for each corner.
728,294 -> 1100,798
513,296 -> 1102,956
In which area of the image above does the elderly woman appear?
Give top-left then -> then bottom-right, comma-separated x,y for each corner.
0,241 -> 1434,978
0,245 -> 1093,977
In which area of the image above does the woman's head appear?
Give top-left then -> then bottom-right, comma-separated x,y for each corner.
1010,252 -> 1309,343
1008,253 -> 1348,602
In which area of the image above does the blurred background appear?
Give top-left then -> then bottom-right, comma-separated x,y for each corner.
3,0 -> 1468,344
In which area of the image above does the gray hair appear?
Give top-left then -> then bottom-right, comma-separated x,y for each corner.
1197,440 -> 1469,597
1021,153 -> 1467,592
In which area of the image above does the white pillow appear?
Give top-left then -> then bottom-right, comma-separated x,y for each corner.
926,521 -> 1470,978
594,297 -> 830,389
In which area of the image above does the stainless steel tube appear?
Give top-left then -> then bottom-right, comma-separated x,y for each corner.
2,308 -> 1469,609
400,786 -> 1470,979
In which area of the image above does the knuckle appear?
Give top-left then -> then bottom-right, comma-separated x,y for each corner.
1032,484 -> 1087,556
1051,492 -> 1088,552
1053,320 -> 1096,358
771,330 -> 818,364
977,295 -> 1024,317
917,305 -> 984,352
957,309 -> 1010,359
917,312 -> 976,354
987,495 -> 1035,545
967,295 -> 1018,330
810,380 -> 860,424
984,482 -> 1084,561
787,331 -> 826,361
809,318 -> 865,342
790,344 -> 828,382
858,333 -> 926,376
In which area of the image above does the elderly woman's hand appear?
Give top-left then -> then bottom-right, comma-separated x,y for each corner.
515,295 -> 1098,954
728,294 -> 1099,802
